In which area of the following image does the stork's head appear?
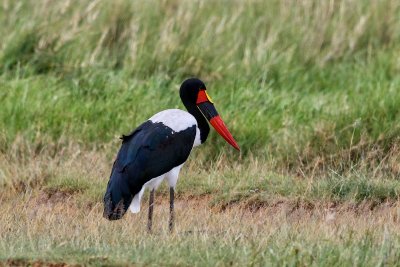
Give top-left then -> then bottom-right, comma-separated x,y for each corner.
180,78 -> 240,151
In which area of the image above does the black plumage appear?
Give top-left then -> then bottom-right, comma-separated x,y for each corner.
102,78 -> 239,232
103,121 -> 196,220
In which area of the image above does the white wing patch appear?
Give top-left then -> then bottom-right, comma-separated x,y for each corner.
150,109 -> 197,132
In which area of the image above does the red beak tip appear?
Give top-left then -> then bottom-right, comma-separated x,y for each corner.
209,115 -> 240,152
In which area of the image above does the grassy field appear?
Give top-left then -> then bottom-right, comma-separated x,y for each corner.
1,0 -> 400,265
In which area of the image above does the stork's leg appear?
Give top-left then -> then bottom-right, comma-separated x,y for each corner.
169,187 -> 175,232
147,189 -> 155,232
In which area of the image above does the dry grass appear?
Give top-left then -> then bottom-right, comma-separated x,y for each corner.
1,141 -> 400,265
2,189 -> 400,266
2,137 -> 400,205
1,0 -> 400,265
0,136 -> 110,201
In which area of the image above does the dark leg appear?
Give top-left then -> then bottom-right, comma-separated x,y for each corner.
169,187 -> 175,232
147,189 -> 155,232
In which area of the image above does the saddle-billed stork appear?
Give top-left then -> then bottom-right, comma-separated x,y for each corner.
103,78 -> 239,231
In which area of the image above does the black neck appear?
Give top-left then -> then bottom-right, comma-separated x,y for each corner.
184,103 -> 209,144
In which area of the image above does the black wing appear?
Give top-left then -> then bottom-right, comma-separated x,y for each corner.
103,121 -> 196,220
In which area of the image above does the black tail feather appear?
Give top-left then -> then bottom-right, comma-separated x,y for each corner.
103,170 -> 133,220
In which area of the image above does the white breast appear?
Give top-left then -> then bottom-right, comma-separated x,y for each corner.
193,126 -> 201,147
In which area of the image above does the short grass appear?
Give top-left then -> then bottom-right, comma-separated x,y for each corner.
3,191 -> 400,266
1,0 -> 400,265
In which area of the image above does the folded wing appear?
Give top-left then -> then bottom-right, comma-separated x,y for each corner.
103,121 -> 196,220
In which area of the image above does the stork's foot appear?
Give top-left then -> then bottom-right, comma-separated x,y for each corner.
169,187 -> 175,233
147,189 -> 155,233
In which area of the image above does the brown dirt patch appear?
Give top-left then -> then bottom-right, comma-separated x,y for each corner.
2,259 -> 77,267
171,195 -> 399,225
34,188 -> 76,206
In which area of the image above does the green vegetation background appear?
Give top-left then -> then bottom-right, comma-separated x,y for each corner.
1,0 -> 399,164
1,0 -> 400,265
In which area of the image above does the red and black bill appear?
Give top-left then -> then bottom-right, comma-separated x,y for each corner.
196,90 -> 240,151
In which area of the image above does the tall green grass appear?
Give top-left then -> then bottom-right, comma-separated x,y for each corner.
1,0 -> 400,172
1,1 -> 400,265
